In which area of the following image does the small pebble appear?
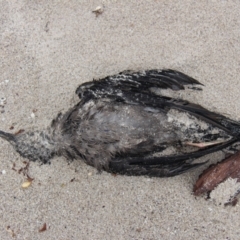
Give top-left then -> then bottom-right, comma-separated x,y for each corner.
21,180 -> 32,188
30,112 -> 35,118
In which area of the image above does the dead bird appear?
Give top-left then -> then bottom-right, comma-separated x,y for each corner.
1,69 -> 240,177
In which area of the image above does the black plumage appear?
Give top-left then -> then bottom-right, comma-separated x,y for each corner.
1,69 -> 240,177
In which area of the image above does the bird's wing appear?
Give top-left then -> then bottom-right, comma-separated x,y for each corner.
76,69 -> 240,137
108,138 -> 238,177
75,69 -> 202,100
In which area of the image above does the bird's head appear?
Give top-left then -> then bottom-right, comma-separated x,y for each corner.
0,130 -> 56,163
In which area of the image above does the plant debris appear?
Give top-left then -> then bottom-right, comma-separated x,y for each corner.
70,177 -> 75,182
193,150 -> 240,205
21,177 -> 33,188
17,161 -> 30,177
12,161 -> 34,186
22,180 -> 32,188
39,223 -> 47,232
6,225 -> 16,238
92,6 -> 104,17
14,129 -> 25,135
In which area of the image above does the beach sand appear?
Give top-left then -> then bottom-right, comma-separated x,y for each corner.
1,1 -> 240,239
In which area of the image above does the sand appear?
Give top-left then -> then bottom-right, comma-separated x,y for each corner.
1,1 -> 240,239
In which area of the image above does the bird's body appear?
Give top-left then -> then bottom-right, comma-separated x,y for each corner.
1,69 -> 240,177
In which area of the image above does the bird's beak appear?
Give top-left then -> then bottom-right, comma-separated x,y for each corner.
0,130 -> 16,143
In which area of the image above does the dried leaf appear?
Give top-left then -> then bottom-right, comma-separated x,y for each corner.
39,223 -> 47,232
194,151 -> 240,196
27,176 -> 34,182
14,129 -> 25,135
6,225 -> 16,237
12,163 -> 17,172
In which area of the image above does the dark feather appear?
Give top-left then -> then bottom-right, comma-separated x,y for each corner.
75,69 -> 202,100
108,157 -> 207,177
